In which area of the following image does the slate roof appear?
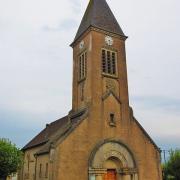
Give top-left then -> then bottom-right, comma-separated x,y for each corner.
22,108 -> 87,151
22,116 -> 69,150
73,0 -> 125,43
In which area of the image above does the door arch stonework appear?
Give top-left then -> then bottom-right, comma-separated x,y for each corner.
89,140 -> 138,180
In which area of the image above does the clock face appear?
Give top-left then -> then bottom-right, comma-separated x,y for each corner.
105,36 -> 113,46
79,41 -> 85,49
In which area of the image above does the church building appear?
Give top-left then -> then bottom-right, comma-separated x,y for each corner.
19,0 -> 162,179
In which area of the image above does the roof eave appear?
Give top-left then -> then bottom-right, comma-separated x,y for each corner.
70,25 -> 128,48
22,141 -> 48,151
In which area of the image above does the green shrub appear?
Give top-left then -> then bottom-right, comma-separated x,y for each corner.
0,138 -> 23,178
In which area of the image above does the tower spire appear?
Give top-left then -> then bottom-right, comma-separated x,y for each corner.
73,0 -> 125,43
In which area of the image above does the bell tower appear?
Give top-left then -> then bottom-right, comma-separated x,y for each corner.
71,0 -> 130,126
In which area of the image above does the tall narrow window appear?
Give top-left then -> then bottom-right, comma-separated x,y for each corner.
107,51 -> 111,74
39,164 -> 42,178
102,50 -> 106,72
131,174 -> 134,180
112,52 -> 116,74
110,113 -> 115,124
102,49 -> 117,76
27,154 -> 30,172
109,113 -> 116,127
79,51 -> 87,80
79,56 -> 82,80
45,163 -> 48,178
80,83 -> 85,101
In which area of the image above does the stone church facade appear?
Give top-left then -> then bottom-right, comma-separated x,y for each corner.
19,0 -> 162,180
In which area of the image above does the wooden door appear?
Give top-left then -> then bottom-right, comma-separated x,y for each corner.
104,170 -> 116,180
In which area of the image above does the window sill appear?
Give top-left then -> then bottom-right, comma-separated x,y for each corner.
78,78 -> 86,83
102,73 -> 118,79
109,122 -> 116,127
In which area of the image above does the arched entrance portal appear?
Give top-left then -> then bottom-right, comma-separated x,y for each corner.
89,140 -> 138,180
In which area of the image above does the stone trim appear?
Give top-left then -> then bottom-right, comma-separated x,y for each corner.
101,45 -> 118,53
102,73 -> 119,80
70,26 -> 128,47
69,107 -> 88,120
102,90 -> 122,104
88,139 -> 138,169
89,167 -> 138,175
89,168 -> 107,175
91,26 -> 128,40
117,168 -> 138,175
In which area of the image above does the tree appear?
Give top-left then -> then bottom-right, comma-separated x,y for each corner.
163,149 -> 180,180
0,138 -> 23,179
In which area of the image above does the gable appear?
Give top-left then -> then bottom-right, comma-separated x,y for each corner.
102,90 -> 122,104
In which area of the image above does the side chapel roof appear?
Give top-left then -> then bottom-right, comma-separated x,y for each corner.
22,109 -> 87,152
22,116 -> 68,150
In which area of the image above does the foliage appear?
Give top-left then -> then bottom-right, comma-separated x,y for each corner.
163,149 -> 180,180
0,138 -> 23,178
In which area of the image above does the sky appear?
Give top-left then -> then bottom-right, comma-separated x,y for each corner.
0,0 -> 180,152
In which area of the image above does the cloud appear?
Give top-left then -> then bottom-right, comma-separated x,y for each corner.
69,0 -> 81,14
155,135 -> 180,150
0,109 -> 43,148
130,95 -> 180,144
131,96 -> 180,114
42,19 -> 77,32
0,107 -> 68,148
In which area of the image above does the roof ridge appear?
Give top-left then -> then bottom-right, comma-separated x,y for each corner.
49,115 -> 68,125
22,115 -> 69,150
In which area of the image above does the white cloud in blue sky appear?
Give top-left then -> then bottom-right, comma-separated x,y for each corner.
0,0 -> 180,150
